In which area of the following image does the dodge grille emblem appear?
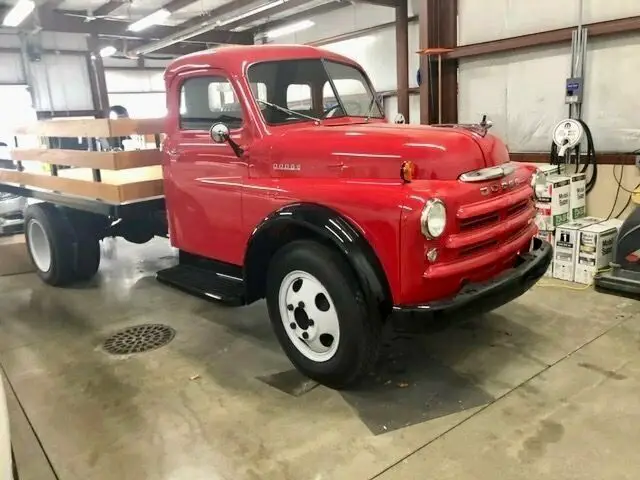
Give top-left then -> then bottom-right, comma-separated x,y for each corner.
480,178 -> 523,196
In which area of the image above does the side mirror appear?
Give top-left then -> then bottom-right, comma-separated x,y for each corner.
210,123 -> 230,143
209,122 -> 244,158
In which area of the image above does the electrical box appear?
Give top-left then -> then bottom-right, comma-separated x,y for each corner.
565,77 -> 583,104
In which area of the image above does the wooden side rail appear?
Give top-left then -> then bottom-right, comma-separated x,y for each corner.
3,117 -> 166,204
0,167 -> 164,204
13,118 -> 165,138
11,149 -> 163,170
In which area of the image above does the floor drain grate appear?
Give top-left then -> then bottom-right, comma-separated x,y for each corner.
103,324 -> 175,355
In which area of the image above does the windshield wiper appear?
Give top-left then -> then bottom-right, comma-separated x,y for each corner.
365,96 -> 381,123
256,100 -> 321,125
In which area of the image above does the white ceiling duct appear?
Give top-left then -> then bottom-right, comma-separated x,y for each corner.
131,0 -> 344,56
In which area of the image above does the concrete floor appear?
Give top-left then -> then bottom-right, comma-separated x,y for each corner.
1,238 -> 639,480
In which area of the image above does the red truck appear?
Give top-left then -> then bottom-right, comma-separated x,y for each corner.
7,45 -> 551,389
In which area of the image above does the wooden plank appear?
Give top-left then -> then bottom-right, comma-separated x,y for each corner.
13,118 -> 165,138
11,149 -> 163,170
0,170 -> 121,203
0,166 -> 164,203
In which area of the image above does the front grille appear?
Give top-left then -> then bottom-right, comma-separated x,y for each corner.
460,212 -> 499,231
451,187 -> 534,259
507,199 -> 529,217
460,239 -> 498,257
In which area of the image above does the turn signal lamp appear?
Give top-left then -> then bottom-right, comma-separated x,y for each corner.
401,161 -> 416,183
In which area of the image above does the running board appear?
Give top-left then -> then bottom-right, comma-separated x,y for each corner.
156,264 -> 245,306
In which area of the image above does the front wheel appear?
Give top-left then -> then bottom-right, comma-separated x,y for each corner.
266,241 -> 381,389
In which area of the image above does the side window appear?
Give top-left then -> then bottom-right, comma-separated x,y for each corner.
322,81 -> 338,111
286,84 -> 312,110
180,76 -> 243,130
250,82 -> 267,102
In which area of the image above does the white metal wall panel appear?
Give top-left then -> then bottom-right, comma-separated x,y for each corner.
0,33 -> 21,48
459,45 -> 570,151
383,93 -> 421,124
264,3 -> 420,94
459,0 -> 580,45
458,34 -> 640,152
105,70 -> 165,93
583,0 -> 640,23
459,0 -> 640,45
40,32 -> 88,51
271,3 -> 395,45
582,33 -> 640,151
30,54 -> 93,111
0,53 -> 25,84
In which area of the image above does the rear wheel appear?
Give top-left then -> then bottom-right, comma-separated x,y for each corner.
266,241 -> 381,389
24,203 -> 101,285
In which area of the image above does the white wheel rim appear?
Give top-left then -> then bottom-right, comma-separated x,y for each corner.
278,270 -> 340,362
27,219 -> 52,272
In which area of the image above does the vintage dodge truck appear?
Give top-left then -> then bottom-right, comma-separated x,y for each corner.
3,45 -> 551,388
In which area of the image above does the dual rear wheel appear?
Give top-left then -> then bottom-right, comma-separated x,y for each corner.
24,203 -> 101,286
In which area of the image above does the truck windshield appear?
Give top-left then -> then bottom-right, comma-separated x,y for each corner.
247,59 -> 384,125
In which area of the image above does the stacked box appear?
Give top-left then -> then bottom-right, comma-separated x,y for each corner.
535,230 -> 555,277
569,173 -> 587,221
574,219 -> 623,285
552,217 -> 600,282
534,175 -> 570,230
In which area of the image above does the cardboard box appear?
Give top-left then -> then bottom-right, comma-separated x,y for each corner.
534,176 -> 570,229
0,234 -> 35,276
553,217 -> 600,282
535,229 -> 555,278
574,219 -> 623,285
570,173 -> 587,220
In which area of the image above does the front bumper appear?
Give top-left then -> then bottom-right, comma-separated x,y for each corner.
394,237 -> 552,315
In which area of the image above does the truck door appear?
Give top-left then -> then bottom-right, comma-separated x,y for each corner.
164,71 -> 248,265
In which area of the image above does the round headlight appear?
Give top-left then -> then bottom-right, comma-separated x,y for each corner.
421,199 -> 447,239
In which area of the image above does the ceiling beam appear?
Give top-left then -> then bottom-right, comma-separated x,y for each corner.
174,0 -> 260,31
250,1 -> 350,34
0,5 -> 253,44
93,0 -> 127,17
188,0 -> 311,42
355,0 -> 400,7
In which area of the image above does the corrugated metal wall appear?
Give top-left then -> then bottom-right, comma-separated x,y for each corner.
29,54 -> 94,111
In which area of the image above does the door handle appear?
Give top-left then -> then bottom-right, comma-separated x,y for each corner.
328,163 -> 346,170
166,150 -> 179,162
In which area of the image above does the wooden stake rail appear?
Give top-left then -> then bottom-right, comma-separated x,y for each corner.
5,118 -> 166,204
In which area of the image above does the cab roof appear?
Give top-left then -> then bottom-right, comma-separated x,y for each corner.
165,44 -> 360,82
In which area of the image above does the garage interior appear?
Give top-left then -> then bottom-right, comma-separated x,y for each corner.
1,0 -> 640,479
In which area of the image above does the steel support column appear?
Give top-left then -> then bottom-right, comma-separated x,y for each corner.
418,0 -> 457,125
395,0 -> 410,122
86,35 -> 110,118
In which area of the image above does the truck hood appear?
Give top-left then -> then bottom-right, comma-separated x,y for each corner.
269,122 -> 510,181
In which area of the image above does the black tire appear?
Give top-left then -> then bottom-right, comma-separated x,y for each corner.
60,207 -> 103,281
24,203 -> 78,286
266,240 -> 382,389
24,203 -> 101,285
74,233 -> 100,281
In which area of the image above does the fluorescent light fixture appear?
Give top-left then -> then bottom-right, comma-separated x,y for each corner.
128,8 -> 171,32
218,0 -> 285,27
266,19 -> 314,39
99,46 -> 117,58
2,0 -> 35,27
